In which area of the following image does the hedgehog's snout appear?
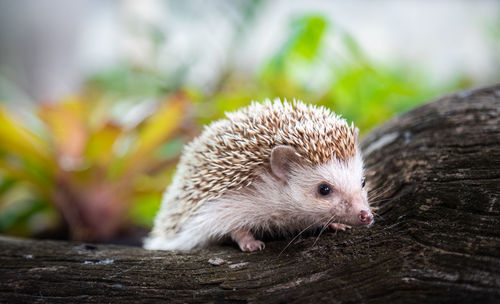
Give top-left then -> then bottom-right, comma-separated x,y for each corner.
340,197 -> 373,227
358,210 -> 374,226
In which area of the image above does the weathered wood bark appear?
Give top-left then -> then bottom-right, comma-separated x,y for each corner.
1,85 -> 499,303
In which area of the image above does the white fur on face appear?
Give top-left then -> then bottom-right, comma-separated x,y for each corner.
287,151 -> 369,226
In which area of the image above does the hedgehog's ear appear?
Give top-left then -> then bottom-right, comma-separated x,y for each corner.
270,145 -> 303,182
354,127 -> 360,143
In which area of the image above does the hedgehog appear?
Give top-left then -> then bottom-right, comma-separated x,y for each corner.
144,99 -> 373,252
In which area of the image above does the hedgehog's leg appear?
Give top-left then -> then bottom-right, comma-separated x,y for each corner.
329,223 -> 351,231
231,229 -> 265,252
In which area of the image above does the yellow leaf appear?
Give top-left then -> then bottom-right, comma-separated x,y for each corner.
121,96 -> 186,176
85,123 -> 122,166
39,99 -> 87,170
0,106 -> 52,164
0,159 -> 51,195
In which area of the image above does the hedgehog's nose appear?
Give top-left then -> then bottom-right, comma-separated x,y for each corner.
359,210 -> 373,225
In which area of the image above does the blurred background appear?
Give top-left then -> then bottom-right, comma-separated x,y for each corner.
0,0 -> 499,245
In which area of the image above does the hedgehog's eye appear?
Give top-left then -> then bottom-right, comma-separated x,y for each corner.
318,183 -> 331,196
361,177 -> 366,188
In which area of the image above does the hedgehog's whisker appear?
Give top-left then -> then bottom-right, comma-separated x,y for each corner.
367,187 -> 385,199
368,183 -> 395,200
311,214 -> 336,248
369,193 -> 392,202
368,191 -> 389,202
369,193 -> 391,205
278,220 -> 323,256
371,211 -> 384,220
370,198 -> 393,204
368,185 -> 390,197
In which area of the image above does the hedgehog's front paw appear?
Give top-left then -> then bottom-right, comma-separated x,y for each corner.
239,239 -> 265,252
329,223 -> 351,231
231,229 -> 265,252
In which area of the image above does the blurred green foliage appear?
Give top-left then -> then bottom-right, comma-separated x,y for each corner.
0,94 -> 190,241
0,12 -> 484,241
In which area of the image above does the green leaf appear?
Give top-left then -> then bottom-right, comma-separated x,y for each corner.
129,193 -> 162,227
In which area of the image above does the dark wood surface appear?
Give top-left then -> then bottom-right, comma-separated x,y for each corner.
1,85 -> 499,303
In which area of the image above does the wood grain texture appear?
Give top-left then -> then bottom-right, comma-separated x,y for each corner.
1,85 -> 499,303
